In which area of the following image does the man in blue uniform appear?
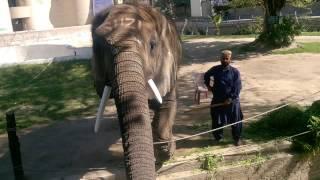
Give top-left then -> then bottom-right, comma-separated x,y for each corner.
204,50 -> 243,146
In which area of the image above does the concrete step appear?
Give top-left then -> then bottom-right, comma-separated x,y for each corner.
47,140 -> 320,180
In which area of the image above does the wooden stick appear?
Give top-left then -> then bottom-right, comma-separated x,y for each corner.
6,111 -> 24,180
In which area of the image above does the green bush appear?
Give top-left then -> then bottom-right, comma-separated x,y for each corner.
306,100 -> 320,117
246,105 -> 308,140
292,101 -> 320,153
263,105 -> 307,131
258,16 -> 302,47
292,116 -> 320,154
233,17 -> 263,35
246,102 -> 320,154
197,28 -> 206,35
199,154 -> 223,171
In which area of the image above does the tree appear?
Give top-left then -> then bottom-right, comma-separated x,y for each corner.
155,0 -> 176,17
230,0 -> 315,47
210,13 -> 222,35
123,0 -> 152,5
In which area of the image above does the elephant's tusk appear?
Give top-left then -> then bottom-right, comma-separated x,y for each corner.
148,79 -> 162,104
94,86 -> 112,133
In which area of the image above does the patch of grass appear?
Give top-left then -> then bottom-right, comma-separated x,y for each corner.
245,102 -> 320,154
198,154 -> 224,171
181,34 -> 257,41
301,32 -> 320,36
190,122 -> 210,132
0,60 -> 99,133
233,153 -> 269,167
245,105 -> 308,142
273,42 -> 320,54
181,31 -> 320,41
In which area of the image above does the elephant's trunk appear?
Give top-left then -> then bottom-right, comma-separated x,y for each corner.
113,51 -> 155,179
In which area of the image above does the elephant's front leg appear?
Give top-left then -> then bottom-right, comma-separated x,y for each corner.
150,87 -> 177,166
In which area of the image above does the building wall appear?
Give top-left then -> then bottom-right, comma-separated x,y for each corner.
0,0 -> 13,34
191,0 -> 202,17
1,0 -> 98,32
31,0 -> 94,30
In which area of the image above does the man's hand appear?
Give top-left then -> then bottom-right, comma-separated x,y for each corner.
223,98 -> 232,106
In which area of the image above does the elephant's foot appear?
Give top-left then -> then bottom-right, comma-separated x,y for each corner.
154,141 -> 176,170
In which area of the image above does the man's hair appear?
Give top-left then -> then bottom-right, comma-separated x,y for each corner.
221,50 -> 232,56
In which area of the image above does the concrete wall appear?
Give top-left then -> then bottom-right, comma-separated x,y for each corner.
0,26 -> 92,66
0,0 -> 13,34
1,0 -> 95,32
201,0 -> 212,17
191,0 -> 202,17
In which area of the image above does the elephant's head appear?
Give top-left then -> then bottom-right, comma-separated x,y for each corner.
91,4 -> 181,179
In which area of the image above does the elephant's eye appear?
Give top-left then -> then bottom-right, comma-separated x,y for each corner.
150,40 -> 156,52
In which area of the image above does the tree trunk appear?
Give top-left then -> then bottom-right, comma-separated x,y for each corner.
263,0 -> 286,33
113,51 -> 155,179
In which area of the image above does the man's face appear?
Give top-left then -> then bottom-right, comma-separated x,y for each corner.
220,54 -> 231,67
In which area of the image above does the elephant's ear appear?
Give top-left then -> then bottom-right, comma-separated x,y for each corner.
150,15 -> 181,98
91,7 -> 113,97
91,7 -> 111,35
92,5 -> 122,39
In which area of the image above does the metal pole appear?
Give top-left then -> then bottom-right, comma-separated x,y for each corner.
6,111 -> 25,180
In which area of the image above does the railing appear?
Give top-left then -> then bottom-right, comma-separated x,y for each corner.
176,16 -> 320,35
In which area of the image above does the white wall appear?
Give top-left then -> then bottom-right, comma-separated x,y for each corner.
0,0 -> 13,34
191,0 -> 202,17
29,0 -> 54,30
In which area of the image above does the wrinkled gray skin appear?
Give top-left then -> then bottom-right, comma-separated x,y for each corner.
91,4 -> 181,180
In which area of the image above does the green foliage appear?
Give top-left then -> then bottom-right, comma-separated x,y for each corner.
289,0 -> 315,7
210,13 -> 223,35
292,116 -> 320,153
191,122 -> 210,131
246,105 -> 308,141
292,101 -> 320,153
246,101 -> 320,154
246,106 -> 308,140
155,0 -> 175,17
306,100 -> 320,117
263,106 -> 307,130
233,17 -> 263,35
230,0 -> 315,8
258,16 -> 302,47
229,0 -> 262,8
233,153 -> 269,166
199,154 -> 224,171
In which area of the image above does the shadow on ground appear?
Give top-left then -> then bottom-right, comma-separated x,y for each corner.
0,115 -> 124,180
182,39 -> 276,66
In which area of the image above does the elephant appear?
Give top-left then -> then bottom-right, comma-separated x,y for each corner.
91,4 -> 182,180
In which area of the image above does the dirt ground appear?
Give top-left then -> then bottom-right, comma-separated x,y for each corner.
1,37 -> 320,179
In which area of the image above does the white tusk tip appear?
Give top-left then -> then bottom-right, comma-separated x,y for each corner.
147,79 -> 163,104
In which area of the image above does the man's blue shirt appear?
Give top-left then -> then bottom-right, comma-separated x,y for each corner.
204,65 -> 242,104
